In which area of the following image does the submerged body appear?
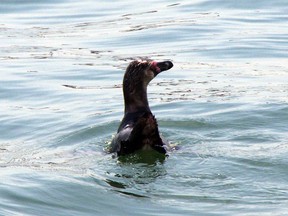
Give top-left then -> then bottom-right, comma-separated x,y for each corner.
110,59 -> 173,156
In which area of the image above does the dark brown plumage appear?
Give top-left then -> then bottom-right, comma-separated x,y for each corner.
109,59 -> 173,156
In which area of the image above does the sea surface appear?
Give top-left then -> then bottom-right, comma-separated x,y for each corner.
1,0 -> 288,215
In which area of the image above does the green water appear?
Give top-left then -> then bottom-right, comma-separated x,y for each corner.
1,0 -> 288,215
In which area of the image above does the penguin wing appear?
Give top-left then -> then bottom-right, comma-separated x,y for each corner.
109,126 -> 132,153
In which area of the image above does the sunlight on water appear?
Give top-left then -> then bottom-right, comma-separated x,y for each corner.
1,0 -> 288,215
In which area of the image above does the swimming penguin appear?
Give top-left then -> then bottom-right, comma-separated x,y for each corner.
109,59 -> 173,156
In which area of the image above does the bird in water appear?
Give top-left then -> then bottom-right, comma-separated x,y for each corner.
109,59 -> 173,156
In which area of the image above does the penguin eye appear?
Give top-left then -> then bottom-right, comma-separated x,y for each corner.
149,61 -> 161,74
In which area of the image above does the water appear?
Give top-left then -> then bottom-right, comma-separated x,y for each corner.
1,0 -> 288,215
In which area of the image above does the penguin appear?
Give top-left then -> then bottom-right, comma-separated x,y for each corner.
109,59 -> 173,156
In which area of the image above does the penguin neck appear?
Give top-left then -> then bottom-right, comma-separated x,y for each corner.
123,85 -> 151,114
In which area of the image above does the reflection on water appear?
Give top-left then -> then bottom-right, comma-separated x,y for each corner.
104,158 -> 167,198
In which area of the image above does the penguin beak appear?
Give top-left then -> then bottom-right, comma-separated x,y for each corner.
151,61 -> 173,75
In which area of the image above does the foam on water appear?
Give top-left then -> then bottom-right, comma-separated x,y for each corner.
1,0 -> 288,215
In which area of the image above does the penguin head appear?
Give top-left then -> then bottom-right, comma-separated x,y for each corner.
124,59 -> 173,89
